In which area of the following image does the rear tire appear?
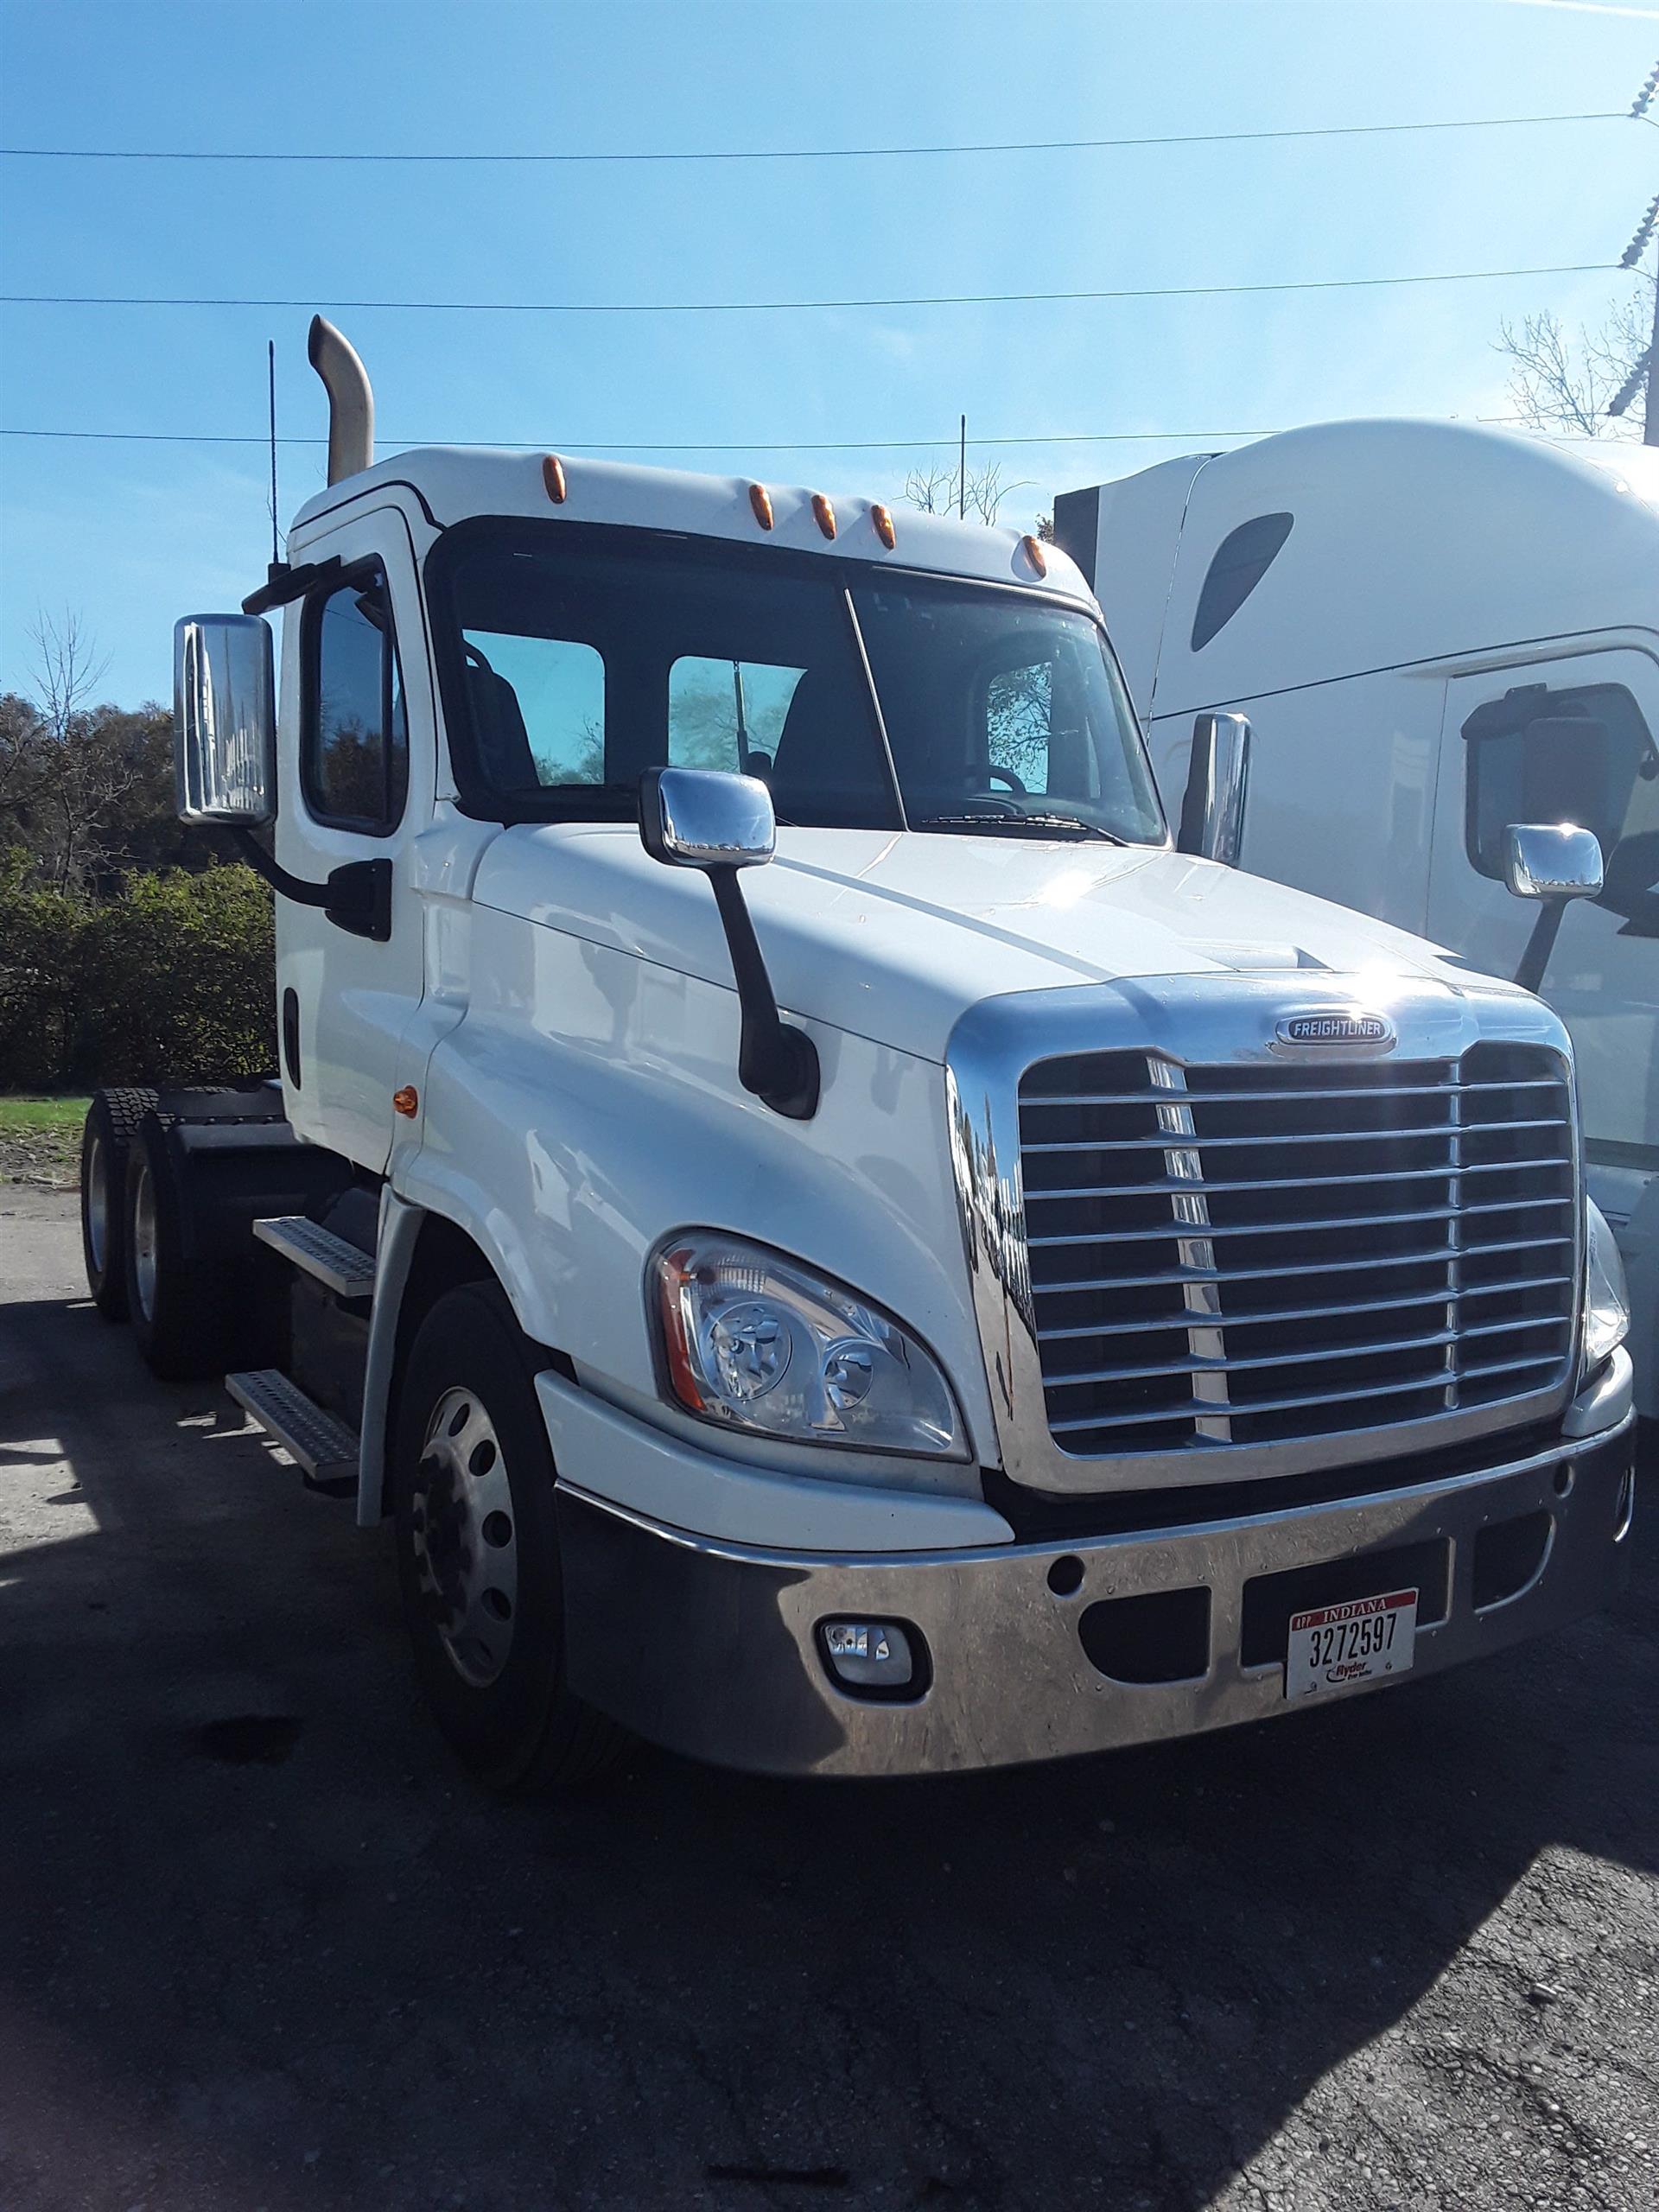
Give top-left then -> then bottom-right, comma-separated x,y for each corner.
80,1087 -> 159,1321
123,1118 -> 227,1381
391,1283 -> 629,1794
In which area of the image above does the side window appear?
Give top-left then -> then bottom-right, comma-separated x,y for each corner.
987,655 -> 1055,791
1190,512 -> 1294,652
1463,682 -> 1659,916
668,657 -> 806,774
463,630 -> 605,787
983,639 -> 1103,803
303,567 -> 409,832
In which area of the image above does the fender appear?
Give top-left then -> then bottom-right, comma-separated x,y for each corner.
356,1187 -> 425,1526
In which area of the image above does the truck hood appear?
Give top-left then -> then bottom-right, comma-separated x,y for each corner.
473,823 -> 1502,1064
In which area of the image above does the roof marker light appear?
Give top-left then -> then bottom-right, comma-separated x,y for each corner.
542,453 -> 568,504
871,503 -> 896,550
811,493 -> 836,540
749,482 -> 774,530
1021,532 -> 1048,577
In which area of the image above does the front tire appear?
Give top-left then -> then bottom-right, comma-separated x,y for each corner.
80,1088 -> 158,1320
391,1284 -> 627,1794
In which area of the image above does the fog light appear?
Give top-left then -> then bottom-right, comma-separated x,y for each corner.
820,1618 -> 915,1691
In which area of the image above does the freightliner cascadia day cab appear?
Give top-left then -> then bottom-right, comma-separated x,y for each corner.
80,328 -> 1635,1791
1056,421 -> 1659,1418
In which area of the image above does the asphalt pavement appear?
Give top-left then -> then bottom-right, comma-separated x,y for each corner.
1,1186 -> 1655,2212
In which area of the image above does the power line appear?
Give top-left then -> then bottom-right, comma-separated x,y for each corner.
0,264 -> 1617,318
0,111 -> 1624,167
0,425 -> 1282,454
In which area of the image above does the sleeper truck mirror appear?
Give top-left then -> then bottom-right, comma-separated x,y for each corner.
1503,822 -> 1605,995
1177,710 -> 1251,866
639,766 -> 819,1120
173,613 -> 276,825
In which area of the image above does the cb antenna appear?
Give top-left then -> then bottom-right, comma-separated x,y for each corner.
267,336 -> 280,571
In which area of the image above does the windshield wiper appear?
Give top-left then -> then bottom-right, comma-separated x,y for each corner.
912,810 -> 1126,844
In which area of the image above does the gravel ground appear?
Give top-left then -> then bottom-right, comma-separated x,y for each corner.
0,1187 -> 1654,2212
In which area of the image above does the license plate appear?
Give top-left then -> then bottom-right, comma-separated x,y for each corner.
1285,1587 -> 1418,1700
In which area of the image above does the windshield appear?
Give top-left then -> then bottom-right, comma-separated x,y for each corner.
426,520 -> 1166,844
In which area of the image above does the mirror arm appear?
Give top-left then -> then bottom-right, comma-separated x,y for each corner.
1514,900 -> 1567,995
708,867 -> 820,1120
231,827 -> 391,944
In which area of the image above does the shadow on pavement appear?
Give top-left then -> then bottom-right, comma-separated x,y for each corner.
0,1274 -> 1654,2211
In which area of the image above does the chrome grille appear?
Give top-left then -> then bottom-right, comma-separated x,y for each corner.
1018,1043 -> 1577,1458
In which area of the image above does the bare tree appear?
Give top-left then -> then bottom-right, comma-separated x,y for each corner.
27,607 -> 111,743
1496,282 -> 1653,440
14,613 -> 146,891
903,455 -> 1030,526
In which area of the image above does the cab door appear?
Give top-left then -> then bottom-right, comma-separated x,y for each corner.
276,507 -> 430,1170
1427,645 -> 1659,1170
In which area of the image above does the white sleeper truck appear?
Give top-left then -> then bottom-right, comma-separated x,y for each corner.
80,328 -> 1635,1790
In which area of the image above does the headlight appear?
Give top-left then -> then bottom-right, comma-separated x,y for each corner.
1581,1198 -> 1630,1378
652,1233 -> 967,1459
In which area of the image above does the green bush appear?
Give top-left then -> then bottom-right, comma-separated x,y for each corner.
0,856 -> 275,1090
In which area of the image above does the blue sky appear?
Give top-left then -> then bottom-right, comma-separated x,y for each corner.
3,0 -> 1657,706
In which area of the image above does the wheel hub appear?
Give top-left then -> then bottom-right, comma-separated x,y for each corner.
130,1158 -> 158,1322
86,1134 -> 110,1274
410,1387 -> 518,1688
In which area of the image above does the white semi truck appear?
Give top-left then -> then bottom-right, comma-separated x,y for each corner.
1056,420 -> 1659,1415
80,329 -> 1634,1790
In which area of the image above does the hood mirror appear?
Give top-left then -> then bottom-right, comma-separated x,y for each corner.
639,768 -> 818,1120
1504,822 -> 1605,994
1177,711 -> 1251,866
640,764 -> 776,871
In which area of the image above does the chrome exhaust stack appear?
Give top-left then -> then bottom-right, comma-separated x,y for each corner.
308,315 -> 374,485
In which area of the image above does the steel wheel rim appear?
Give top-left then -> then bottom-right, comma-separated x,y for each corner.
86,1134 -> 110,1274
411,1386 -> 518,1688
130,1158 -> 158,1322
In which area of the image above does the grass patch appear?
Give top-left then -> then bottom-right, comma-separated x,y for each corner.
0,1096 -> 89,1190
0,1096 -> 91,1135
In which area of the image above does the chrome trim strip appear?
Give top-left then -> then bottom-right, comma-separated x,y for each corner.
944,975 -> 1583,1497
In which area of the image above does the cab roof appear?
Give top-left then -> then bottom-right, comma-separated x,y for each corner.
290,445 -> 1090,602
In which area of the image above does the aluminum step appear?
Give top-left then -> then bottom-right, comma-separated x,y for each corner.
226,1369 -> 359,1497
252,1215 -> 377,1300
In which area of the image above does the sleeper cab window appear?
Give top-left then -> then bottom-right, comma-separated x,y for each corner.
1190,512 -> 1294,652
302,566 -> 410,833
1462,680 -> 1659,897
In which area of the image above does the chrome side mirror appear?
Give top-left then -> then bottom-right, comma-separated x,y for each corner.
639,768 -> 817,1119
1177,710 -> 1251,866
173,613 -> 276,825
1504,823 -> 1605,995
639,765 -> 776,870
1503,823 -> 1605,903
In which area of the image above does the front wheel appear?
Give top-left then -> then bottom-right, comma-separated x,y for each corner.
391,1284 -> 628,1794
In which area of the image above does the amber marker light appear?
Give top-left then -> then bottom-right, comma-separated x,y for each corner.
392,1085 -> 419,1118
811,492 -> 837,540
654,1245 -> 708,1412
749,482 -> 775,530
871,503 -> 897,550
542,453 -> 568,504
1021,533 -> 1049,577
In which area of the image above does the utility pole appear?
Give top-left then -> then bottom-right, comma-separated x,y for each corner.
1609,189 -> 1659,444
1609,62 -> 1659,442
959,414 -> 967,518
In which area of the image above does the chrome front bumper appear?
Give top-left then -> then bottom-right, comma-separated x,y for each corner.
555,1397 -> 1637,1779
